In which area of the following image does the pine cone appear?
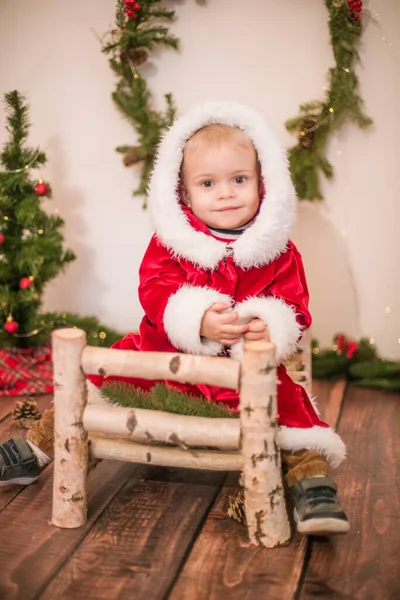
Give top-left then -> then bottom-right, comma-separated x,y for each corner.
123,146 -> 147,167
120,47 -> 148,67
227,488 -> 247,524
12,398 -> 42,429
298,117 -> 318,149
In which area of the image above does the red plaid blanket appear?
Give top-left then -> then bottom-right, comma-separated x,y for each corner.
0,346 -> 53,396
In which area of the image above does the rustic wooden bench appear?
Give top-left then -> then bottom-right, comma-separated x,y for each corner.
51,328 -> 311,548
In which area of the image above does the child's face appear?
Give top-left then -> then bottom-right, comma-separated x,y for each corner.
182,139 -> 260,230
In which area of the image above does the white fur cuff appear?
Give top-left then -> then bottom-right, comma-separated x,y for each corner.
231,296 -> 302,363
163,285 -> 233,356
277,425 -> 346,468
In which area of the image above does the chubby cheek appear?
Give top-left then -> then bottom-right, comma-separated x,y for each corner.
188,190 -> 213,214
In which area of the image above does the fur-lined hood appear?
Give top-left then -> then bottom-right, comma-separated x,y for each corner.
147,101 -> 296,270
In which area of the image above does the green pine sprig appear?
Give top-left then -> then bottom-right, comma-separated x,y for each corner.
101,381 -> 239,418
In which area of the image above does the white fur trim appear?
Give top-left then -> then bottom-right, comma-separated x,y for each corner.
308,395 -> 321,417
148,102 -> 296,269
229,296 -> 302,362
277,425 -> 346,468
163,285 -> 233,355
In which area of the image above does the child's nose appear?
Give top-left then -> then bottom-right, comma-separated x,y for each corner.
219,182 -> 234,199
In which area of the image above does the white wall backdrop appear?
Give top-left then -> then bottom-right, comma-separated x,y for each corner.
0,0 -> 399,357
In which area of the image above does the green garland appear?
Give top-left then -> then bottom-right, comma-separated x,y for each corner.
105,0 -> 372,205
102,0 -> 179,205
286,0 -> 372,199
312,334 -> 400,393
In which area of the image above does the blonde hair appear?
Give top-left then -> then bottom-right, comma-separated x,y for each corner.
184,123 -> 254,153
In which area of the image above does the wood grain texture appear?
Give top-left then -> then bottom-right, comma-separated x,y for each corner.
170,477 -> 307,600
169,380 -> 346,600
0,459 -> 138,600
39,468 -> 225,600
299,385 -> 400,599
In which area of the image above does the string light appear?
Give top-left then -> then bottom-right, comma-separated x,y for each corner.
329,107 -> 334,113
312,348 -> 319,355
5,151 -> 42,174
12,328 -> 41,338
127,57 -> 140,80
99,331 -> 107,340
37,229 -> 44,235
385,306 -> 392,314
369,338 -> 375,345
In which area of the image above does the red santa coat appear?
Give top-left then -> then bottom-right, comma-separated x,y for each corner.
90,102 -> 345,467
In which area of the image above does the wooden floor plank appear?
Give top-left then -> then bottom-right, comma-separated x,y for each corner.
0,459 -> 139,600
0,395 -> 53,512
299,385 -> 400,599
169,380 -> 346,600
39,467 -> 225,600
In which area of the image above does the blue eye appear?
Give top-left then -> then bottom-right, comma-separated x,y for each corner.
235,176 -> 245,184
202,180 -> 213,188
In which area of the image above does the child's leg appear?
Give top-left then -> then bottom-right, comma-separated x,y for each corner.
0,408 -> 54,486
282,449 -> 349,535
26,408 -> 55,459
282,449 -> 328,486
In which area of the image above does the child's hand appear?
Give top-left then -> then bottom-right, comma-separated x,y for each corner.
200,303 -> 249,345
244,318 -> 270,342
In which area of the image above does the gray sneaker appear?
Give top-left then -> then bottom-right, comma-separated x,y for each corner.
292,476 -> 350,535
0,435 -> 43,486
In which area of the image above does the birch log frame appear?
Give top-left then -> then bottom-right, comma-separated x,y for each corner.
82,347 -> 239,390
83,404 -> 240,450
52,328 -> 88,528
239,340 -> 291,548
89,436 -> 244,471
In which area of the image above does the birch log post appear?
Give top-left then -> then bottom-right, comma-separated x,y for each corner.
239,340 -> 290,548
52,328 -> 88,528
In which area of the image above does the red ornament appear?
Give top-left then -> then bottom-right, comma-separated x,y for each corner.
336,334 -> 346,353
346,340 -> 359,359
19,276 -> 34,289
125,8 -> 138,19
0,232 -> 4,245
336,333 -> 358,359
124,0 -> 140,7
4,318 -> 19,334
34,180 -> 49,196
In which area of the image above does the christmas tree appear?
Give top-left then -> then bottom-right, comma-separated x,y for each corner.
0,90 -> 76,349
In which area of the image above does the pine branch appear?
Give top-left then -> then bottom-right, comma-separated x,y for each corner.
286,1 -> 372,200
102,1 -> 179,206
101,381 -> 239,418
